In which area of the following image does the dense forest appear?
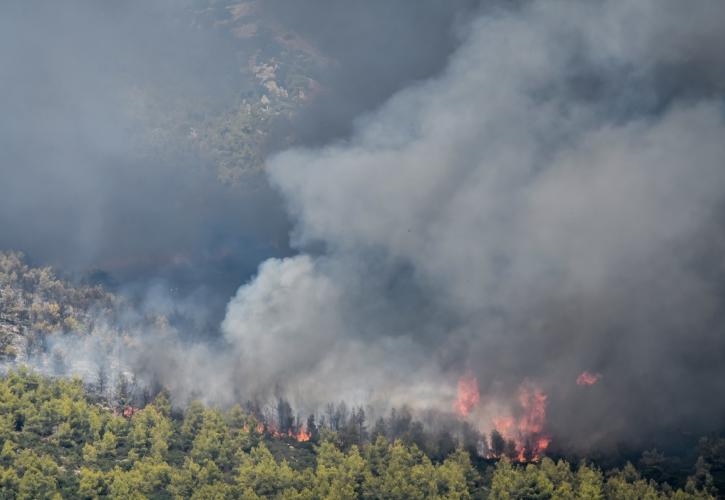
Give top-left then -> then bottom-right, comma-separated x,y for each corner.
4,1 -> 725,498
2,254 -> 725,499
0,369 -> 720,499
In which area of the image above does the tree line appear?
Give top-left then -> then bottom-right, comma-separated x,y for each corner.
0,369 -> 719,499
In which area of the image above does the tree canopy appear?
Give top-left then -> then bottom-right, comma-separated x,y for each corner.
0,369 -> 718,499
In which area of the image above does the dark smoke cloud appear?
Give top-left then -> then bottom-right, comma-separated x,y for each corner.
5,0 -> 725,454
259,0 -> 482,146
216,0 -> 725,450
0,1 -> 290,309
0,0 -> 475,325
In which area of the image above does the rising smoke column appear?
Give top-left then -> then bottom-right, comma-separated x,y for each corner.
213,0 -> 725,451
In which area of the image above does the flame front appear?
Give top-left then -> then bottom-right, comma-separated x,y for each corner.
452,373 -> 550,462
263,423 -> 311,442
295,426 -> 311,442
241,421 -> 266,434
454,373 -> 480,417
491,381 -> 550,462
576,371 -> 601,386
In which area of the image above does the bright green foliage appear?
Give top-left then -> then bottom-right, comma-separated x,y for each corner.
0,370 -> 717,499
128,405 -> 172,459
180,400 -> 206,450
313,441 -> 365,499
190,409 -> 233,469
436,447 -> 475,499
0,465 -> 20,497
363,439 -> 439,499
96,430 -> 117,460
152,390 -> 172,419
490,458 -> 554,499
78,467 -> 107,498
169,457 -> 223,499
189,481 -> 233,500
13,450 -> 62,500
225,404 -> 258,452
236,443 -> 310,498
489,457 -> 713,500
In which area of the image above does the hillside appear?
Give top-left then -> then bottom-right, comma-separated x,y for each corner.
0,254 -> 720,498
0,252 -> 115,365
0,369 -> 718,499
126,0 -> 328,184
3,1 -> 725,498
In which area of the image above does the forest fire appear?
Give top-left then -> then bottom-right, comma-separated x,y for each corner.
490,381 -> 550,462
265,423 -> 311,442
453,373 -> 550,462
295,426 -> 311,442
116,406 -> 140,419
241,416 -> 310,442
576,371 -> 601,386
454,373 -> 480,417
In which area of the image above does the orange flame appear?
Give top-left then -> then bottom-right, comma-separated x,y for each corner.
491,381 -> 550,462
537,436 -> 551,450
241,421 -> 265,434
576,371 -> 601,386
121,406 -> 140,418
263,422 -> 311,442
295,426 -> 311,442
267,424 -> 285,438
454,373 -> 480,417
518,383 -> 547,435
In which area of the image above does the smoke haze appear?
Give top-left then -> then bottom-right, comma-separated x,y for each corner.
0,0 -> 473,316
3,0 -> 725,454
220,0 -> 725,451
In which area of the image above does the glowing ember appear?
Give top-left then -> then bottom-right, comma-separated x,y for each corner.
576,371 -> 602,386
454,373 -> 480,417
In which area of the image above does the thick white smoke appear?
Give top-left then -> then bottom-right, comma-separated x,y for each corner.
221,255 -> 452,411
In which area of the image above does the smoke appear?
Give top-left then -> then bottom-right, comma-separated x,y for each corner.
4,0 -> 725,453
0,0 -> 294,326
0,0 -> 474,319
256,0 -> 482,146
211,0 -> 725,450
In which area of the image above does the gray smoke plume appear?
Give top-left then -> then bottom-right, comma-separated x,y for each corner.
210,0 -> 725,451
0,1 -> 294,326
0,0 -> 474,321
4,0 -> 725,454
